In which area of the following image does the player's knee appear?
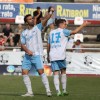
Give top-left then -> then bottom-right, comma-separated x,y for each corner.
38,69 -> 44,75
22,69 -> 29,75
61,68 -> 66,74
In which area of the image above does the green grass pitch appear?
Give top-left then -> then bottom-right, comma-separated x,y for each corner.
0,75 -> 100,100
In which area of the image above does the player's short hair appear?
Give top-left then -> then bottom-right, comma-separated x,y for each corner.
48,6 -> 52,12
56,19 -> 66,27
24,14 -> 31,23
37,6 -> 41,9
76,39 -> 81,43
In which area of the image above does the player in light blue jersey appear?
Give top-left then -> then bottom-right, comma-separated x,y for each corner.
47,19 -> 90,96
21,8 -> 54,97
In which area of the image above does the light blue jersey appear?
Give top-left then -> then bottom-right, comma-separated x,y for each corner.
21,23 -> 43,56
21,23 -> 44,70
48,28 -> 71,61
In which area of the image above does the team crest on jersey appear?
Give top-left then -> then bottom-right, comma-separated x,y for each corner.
32,30 -> 37,36
26,34 -> 34,41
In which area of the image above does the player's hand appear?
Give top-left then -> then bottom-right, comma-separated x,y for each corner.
38,11 -> 41,15
27,50 -> 33,56
83,21 -> 91,26
50,7 -> 55,13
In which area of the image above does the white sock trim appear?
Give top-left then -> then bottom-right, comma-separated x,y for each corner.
41,73 -> 50,92
61,74 -> 67,91
23,75 -> 33,94
54,74 -> 60,92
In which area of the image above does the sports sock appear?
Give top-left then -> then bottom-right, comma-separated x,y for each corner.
41,73 -> 50,92
23,75 -> 33,94
54,74 -> 60,92
61,74 -> 67,92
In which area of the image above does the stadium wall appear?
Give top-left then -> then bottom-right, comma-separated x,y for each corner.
0,51 -> 100,76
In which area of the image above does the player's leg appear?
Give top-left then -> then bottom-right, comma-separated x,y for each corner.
51,61 -> 62,96
38,69 -> 52,96
61,68 -> 69,95
31,55 -> 51,96
59,60 -> 69,96
21,54 -> 33,96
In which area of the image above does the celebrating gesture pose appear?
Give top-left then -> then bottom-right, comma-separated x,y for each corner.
47,19 -> 90,96
21,8 -> 55,97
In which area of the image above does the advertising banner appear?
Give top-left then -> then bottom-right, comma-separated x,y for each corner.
66,52 -> 100,75
0,0 -> 33,3
0,3 -> 100,20
0,51 -> 100,75
0,51 -> 52,76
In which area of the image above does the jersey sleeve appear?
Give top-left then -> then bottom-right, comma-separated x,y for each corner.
37,23 -> 43,31
21,31 -> 26,44
63,29 -> 71,36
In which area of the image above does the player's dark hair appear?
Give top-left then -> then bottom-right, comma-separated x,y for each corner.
37,6 -> 41,9
24,14 -> 31,23
76,39 -> 81,43
48,6 -> 52,13
56,19 -> 66,27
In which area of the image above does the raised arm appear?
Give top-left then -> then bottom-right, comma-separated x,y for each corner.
71,21 -> 91,34
41,8 -> 55,27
